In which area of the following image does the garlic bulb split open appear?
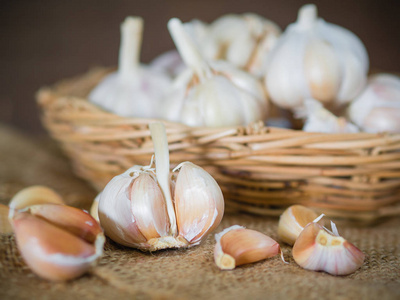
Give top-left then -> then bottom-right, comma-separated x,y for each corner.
301,98 -> 359,133
292,220 -> 365,275
8,186 -> 104,281
348,73 -> 400,133
161,18 -> 269,127
278,205 -> 319,246
214,225 -> 280,270
265,4 -> 369,112
98,122 -> 224,251
89,16 -> 171,118
186,14 -> 281,77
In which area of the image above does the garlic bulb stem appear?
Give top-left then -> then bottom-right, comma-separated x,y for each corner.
297,4 -> 317,29
168,18 -> 212,81
149,122 -> 177,236
119,16 -> 143,80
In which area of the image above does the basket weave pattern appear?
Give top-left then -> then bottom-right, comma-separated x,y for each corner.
37,68 -> 400,222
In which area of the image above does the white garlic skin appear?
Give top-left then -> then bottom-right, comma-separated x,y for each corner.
162,61 -> 269,127
186,13 -> 281,77
348,74 -> 400,133
149,49 -> 186,78
302,98 -> 359,133
265,4 -> 369,111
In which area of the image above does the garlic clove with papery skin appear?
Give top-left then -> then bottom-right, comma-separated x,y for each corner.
162,18 -> 269,127
214,225 -> 280,270
265,4 -> 368,112
292,221 -> 365,276
348,73 -> 400,133
98,122 -> 224,251
278,205 -> 319,246
9,185 -> 64,210
89,17 -> 171,118
301,98 -> 359,133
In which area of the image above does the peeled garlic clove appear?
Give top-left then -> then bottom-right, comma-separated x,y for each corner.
292,222 -> 365,275
174,162 -> 224,244
265,4 -> 368,111
163,18 -> 269,127
89,16 -> 171,118
214,225 -> 280,270
9,185 -> 64,210
348,73 -> 400,133
0,204 -> 13,234
301,98 -> 359,133
278,205 -> 319,246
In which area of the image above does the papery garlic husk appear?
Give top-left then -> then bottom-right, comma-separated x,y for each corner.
278,205 -> 319,246
265,4 -> 368,112
89,16 -> 171,118
214,225 -> 280,270
348,73 -> 400,133
292,221 -> 365,275
185,13 -> 281,77
162,18 -> 269,127
301,98 -> 359,133
98,122 -> 224,251
10,202 -> 104,281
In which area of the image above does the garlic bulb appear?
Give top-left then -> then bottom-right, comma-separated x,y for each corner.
149,49 -> 186,78
8,186 -> 104,281
348,73 -> 400,133
98,122 -> 224,251
186,14 -> 281,77
292,220 -> 365,275
265,4 -> 369,112
89,16 -> 171,118
302,98 -> 359,133
161,18 -> 269,127
214,225 -> 280,270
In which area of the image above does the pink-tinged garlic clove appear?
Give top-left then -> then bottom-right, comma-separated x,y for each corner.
278,205 -> 319,245
9,185 -> 64,210
292,222 -> 365,275
214,225 -> 280,270
11,211 -> 104,281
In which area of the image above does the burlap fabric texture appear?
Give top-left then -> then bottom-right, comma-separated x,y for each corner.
0,125 -> 399,299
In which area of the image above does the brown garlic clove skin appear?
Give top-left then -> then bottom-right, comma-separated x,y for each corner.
278,205 -> 319,246
292,222 -> 365,276
11,204 -> 104,281
214,225 -> 280,270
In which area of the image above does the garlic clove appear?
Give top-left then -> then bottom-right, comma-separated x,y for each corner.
130,172 -> 170,241
28,204 -> 103,244
0,204 -> 13,234
11,211 -> 104,281
9,185 -> 64,210
292,222 -> 365,275
90,193 -> 100,223
174,162 -> 224,244
278,205 -> 319,246
214,225 -> 280,270
304,39 -> 341,103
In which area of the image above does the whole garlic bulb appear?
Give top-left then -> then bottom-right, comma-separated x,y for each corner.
185,14 -> 281,77
265,4 -> 369,112
98,122 -> 224,251
348,74 -> 400,133
149,49 -> 186,78
89,17 -> 171,118
302,98 -> 359,133
162,18 -> 269,127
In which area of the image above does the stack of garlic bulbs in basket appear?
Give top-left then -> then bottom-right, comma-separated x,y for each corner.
89,4 -> 399,133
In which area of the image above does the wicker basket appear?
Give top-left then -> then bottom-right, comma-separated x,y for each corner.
36,68 -> 400,223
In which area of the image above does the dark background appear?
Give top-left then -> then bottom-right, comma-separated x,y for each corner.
1,0 -> 399,136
